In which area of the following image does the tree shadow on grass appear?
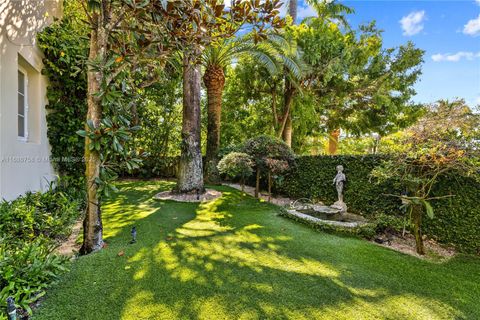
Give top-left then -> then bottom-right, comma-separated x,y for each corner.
34,181 -> 480,320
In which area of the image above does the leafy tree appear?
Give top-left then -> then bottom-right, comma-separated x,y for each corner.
217,152 -> 254,191
295,17 -> 424,154
371,99 -> 480,254
76,0 -> 194,254
242,135 -> 295,197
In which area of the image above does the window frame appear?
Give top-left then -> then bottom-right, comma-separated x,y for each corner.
17,66 -> 29,142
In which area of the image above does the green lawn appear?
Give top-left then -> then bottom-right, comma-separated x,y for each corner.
34,180 -> 480,320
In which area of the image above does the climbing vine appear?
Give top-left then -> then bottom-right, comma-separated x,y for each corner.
37,1 -> 89,177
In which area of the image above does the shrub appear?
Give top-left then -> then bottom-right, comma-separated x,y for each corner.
0,190 -> 80,242
0,239 -> 68,314
0,187 -> 82,315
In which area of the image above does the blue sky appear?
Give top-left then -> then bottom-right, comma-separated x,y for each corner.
293,0 -> 480,107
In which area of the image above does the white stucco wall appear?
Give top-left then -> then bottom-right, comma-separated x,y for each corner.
0,0 -> 62,200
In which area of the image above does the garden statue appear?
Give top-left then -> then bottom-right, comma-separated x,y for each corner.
331,165 -> 347,212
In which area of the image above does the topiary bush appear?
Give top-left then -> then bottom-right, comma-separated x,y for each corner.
218,152 -> 254,191
243,135 -> 295,197
277,155 -> 480,254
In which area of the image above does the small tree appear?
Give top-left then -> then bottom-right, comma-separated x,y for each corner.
265,158 -> 290,201
243,135 -> 295,198
217,152 -> 253,191
371,100 -> 479,254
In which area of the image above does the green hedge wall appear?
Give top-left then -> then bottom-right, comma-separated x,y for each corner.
276,155 -> 480,254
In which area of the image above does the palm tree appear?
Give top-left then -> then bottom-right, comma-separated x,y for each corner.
202,34 -> 302,183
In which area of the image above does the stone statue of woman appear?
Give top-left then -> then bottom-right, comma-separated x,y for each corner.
332,165 -> 346,206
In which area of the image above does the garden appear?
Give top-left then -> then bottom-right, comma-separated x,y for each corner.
1,0 -> 479,319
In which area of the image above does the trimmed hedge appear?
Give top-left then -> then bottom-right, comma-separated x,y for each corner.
276,155 -> 480,254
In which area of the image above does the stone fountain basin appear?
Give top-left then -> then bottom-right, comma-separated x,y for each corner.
297,207 -> 366,223
285,208 -> 367,228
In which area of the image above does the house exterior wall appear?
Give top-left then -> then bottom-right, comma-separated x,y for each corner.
0,0 -> 62,200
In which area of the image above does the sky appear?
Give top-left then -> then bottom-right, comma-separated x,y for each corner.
291,0 -> 480,107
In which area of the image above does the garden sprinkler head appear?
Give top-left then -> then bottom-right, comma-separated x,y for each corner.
130,226 -> 137,244
6,297 -> 16,320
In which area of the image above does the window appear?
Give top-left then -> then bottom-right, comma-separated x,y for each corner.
18,68 -> 28,140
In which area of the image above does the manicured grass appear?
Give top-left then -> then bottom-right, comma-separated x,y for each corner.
34,180 -> 480,320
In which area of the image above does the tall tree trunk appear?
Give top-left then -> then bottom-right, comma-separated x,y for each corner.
80,15 -> 106,255
177,53 -> 204,193
412,204 -> 425,255
288,0 -> 298,22
203,64 -> 225,184
267,170 -> 272,202
328,128 -> 340,155
255,169 -> 260,198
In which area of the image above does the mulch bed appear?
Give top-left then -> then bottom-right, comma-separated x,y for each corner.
154,189 -> 222,202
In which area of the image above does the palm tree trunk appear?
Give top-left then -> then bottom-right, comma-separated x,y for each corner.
203,64 -> 225,184
177,52 -> 204,193
289,0 -> 298,22
80,14 -> 106,255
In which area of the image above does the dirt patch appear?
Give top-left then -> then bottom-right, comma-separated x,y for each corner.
373,233 -> 456,262
154,189 -> 222,202
55,218 -> 83,257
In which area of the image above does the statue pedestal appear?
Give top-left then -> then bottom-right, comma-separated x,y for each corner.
331,201 -> 347,213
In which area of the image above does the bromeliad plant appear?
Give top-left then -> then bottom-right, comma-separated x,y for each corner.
371,99 -> 480,254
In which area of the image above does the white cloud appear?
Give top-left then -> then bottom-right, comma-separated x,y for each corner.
476,0 -> 480,5
463,14 -> 480,36
297,4 -> 316,20
400,10 -> 426,36
431,51 -> 480,62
